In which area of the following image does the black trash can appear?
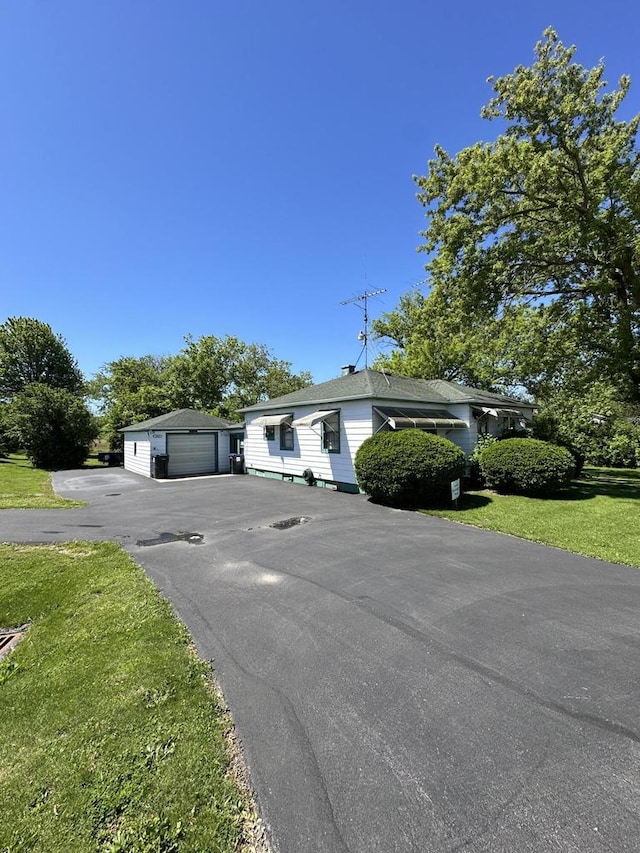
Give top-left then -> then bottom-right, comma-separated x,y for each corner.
152,454 -> 169,479
98,451 -> 123,466
229,454 -> 245,474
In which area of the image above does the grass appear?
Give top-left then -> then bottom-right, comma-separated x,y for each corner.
0,454 -> 103,508
0,541 -> 258,852
0,455 -> 85,509
424,466 -> 640,568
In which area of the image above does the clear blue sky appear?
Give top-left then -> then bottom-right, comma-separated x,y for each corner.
1,1 -> 638,385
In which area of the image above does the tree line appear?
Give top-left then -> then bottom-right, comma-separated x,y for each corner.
87,336 -> 312,449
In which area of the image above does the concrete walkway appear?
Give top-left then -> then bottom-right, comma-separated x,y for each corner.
2,467 -> 640,852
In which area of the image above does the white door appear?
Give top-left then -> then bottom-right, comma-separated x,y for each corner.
166,433 -> 218,477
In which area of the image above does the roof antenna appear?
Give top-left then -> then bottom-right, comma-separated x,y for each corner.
340,288 -> 386,369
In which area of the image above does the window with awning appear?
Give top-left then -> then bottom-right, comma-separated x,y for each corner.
291,410 -> 341,453
291,410 -> 339,428
374,407 -> 466,430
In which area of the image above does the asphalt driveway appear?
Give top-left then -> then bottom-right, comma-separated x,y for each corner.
2,468 -> 640,852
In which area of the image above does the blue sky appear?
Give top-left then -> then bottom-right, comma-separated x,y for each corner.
1,1 -> 639,385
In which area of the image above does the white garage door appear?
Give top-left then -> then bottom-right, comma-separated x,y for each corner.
166,433 -> 218,477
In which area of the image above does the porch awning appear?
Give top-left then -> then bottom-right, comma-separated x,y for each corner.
374,406 -> 466,430
473,406 -> 529,419
252,413 -> 292,427
291,409 -> 339,428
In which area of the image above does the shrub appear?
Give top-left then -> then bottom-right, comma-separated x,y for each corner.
603,424 -> 640,468
479,437 -> 575,496
587,421 -> 640,469
354,429 -> 466,507
467,433 -> 499,488
6,383 -> 98,469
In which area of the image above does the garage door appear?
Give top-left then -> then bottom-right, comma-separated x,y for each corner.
166,433 -> 218,477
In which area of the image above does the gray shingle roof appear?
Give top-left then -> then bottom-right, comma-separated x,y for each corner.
240,369 -> 534,413
120,409 -> 235,432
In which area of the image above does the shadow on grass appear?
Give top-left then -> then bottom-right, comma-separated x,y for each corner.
453,493 -> 494,511
573,468 -> 640,501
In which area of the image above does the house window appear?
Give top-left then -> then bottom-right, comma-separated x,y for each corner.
322,412 -> 340,453
280,420 -> 294,451
264,426 -> 275,441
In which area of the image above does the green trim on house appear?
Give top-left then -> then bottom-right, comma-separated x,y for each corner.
245,467 -> 360,493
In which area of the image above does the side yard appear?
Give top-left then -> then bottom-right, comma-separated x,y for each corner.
0,455 -> 84,508
424,467 -> 640,568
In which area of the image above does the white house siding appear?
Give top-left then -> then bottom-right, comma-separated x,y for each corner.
243,389 -> 534,492
440,403 -> 474,456
244,399 -> 475,489
124,431 -> 152,478
245,399 -> 373,488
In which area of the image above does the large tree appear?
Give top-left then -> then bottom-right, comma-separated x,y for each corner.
385,29 -> 640,401
161,334 -> 312,419
87,355 -> 173,449
373,289 -> 505,390
0,317 -> 83,400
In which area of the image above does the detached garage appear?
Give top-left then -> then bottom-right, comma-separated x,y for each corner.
120,409 -> 243,479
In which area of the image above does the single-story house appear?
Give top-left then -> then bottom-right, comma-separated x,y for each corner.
240,367 -> 535,493
120,409 -> 245,479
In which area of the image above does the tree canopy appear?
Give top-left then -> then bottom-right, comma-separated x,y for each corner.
376,29 -> 640,402
90,334 -> 312,448
0,317 -> 83,400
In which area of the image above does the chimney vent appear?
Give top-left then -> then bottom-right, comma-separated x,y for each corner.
341,364 -> 356,376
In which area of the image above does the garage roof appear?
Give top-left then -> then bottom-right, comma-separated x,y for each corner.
120,409 -> 235,432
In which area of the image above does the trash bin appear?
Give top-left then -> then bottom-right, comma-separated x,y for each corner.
98,451 -> 123,466
229,454 -> 245,474
152,454 -> 169,479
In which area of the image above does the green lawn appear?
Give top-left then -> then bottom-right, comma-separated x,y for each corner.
424,466 -> 640,568
0,541 -> 259,852
0,455 -> 84,509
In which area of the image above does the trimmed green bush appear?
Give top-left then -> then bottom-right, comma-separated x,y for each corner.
6,383 -> 98,470
479,437 -> 575,496
354,429 -> 466,507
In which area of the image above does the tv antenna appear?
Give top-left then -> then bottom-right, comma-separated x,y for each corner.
340,288 -> 386,368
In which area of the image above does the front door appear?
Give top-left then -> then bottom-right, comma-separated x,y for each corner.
229,432 -> 245,455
